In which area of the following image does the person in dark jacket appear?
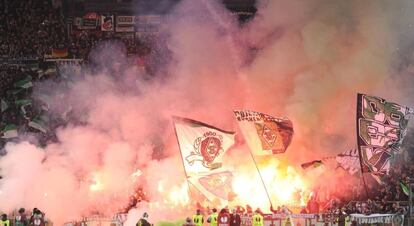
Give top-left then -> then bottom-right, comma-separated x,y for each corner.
230,209 -> 241,226
15,208 -> 28,226
183,217 -> 195,226
335,208 -> 347,226
29,209 -> 44,226
136,212 -> 151,226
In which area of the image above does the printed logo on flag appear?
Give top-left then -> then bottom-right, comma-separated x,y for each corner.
173,116 -> 235,175
174,116 -> 235,204
198,171 -> 233,200
254,121 -> 284,153
234,110 -> 293,155
187,131 -> 224,169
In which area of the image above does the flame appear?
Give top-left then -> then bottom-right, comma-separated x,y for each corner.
85,160 -> 306,212
167,183 -> 190,206
89,172 -> 104,191
157,181 -> 189,207
152,159 -> 308,211
131,169 -> 142,178
232,158 -> 309,209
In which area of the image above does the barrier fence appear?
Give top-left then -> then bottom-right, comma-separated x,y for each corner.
240,213 -> 405,226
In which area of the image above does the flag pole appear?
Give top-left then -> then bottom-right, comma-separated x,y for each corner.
248,149 -> 273,208
172,119 -> 194,202
356,94 -> 370,199
359,169 -> 370,199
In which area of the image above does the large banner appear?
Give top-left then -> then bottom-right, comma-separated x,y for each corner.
234,110 -> 294,155
101,15 -> 114,31
356,94 -> 413,176
79,12 -> 98,30
350,214 -> 404,225
173,117 -> 235,176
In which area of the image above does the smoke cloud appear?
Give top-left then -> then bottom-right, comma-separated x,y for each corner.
1,0 -> 414,224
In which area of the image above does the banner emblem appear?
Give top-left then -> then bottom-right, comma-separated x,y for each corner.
187,131 -> 223,169
255,122 -> 278,149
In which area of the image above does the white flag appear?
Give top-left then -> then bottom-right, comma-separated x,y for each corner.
234,110 -> 294,155
173,117 -> 235,177
336,149 -> 360,175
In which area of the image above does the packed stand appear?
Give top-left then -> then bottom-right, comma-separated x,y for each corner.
0,0 -> 66,58
0,63 -> 62,150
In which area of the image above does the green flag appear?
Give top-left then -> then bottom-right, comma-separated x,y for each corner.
1,99 -> 8,112
15,99 -> 32,106
400,181 -> 412,196
1,124 -> 18,139
28,118 -> 48,133
14,76 -> 33,89
7,89 -> 23,96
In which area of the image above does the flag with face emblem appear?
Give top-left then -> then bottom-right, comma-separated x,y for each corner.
234,110 -> 294,155
173,116 -> 235,177
356,94 -> 413,177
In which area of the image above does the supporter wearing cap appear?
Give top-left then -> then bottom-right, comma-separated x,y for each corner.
15,208 -> 28,226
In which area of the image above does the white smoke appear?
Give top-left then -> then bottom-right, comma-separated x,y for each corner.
1,0 -> 414,225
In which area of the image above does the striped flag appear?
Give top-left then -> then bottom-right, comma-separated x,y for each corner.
400,181 -> 412,196
28,118 -> 48,133
14,76 -> 33,89
1,124 -> 18,139
52,48 -> 68,58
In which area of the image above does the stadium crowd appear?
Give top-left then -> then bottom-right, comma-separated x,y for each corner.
0,0 -> 66,58
0,0 -> 162,150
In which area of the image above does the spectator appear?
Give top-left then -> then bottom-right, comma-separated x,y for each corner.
0,214 -> 10,226
15,208 -> 28,226
136,212 -> 151,226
